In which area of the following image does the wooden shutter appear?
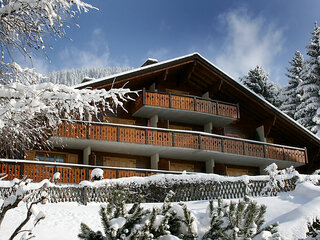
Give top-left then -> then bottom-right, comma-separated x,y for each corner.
103,156 -> 136,168
169,161 -> 194,172
67,154 -> 78,164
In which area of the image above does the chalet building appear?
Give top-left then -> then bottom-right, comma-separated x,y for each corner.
23,53 -> 320,177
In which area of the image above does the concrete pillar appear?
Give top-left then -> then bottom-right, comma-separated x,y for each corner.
204,122 -> 213,133
202,91 -> 210,99
151,153 -> 159,170
149,82 -> 156,91
150,114 -> 158,127
256,125 -> 266,142
206,159 -> 215,173
83,146 -> 91,165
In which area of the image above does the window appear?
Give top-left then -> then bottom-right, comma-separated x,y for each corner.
35,152 -> 65,163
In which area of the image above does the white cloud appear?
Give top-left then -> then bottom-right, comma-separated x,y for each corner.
146,48 -> 169,61
214,8 -> 284,80
58,28 -> 110,69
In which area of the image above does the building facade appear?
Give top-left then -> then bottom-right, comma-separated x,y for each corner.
23,53 -> 320,176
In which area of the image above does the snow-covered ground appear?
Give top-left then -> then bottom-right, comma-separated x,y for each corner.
1,181 -> 320,239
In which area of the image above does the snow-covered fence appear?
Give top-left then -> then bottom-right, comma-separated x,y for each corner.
0,173 -> 298,204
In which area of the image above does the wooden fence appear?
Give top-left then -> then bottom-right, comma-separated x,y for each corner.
134,89 -> 239,119
53,121 -> 307,164
0,176 -> 298,204
0,160 -> 183,183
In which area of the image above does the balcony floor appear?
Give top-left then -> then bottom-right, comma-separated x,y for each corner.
51,136 -> 304,169
133,105 -> 236,128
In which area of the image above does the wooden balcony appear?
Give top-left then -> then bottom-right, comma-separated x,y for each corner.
133,90 -> 240,127
52,121 -> 307,166
0,159 -> 185,183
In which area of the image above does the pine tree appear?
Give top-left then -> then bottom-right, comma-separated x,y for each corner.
78,190 -> 197,240
295,22 -> 320,133
202,196 -> 280,240
306,218 -> 320,239
281,51 -> 305,119
240,66 -> 281,107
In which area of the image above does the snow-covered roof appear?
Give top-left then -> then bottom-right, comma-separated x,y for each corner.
74,52 -> 320,145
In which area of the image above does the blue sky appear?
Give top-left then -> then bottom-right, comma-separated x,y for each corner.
31,0 -> 320,86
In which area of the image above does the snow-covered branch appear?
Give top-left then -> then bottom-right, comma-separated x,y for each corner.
0,82 -> 138,158
0,0 -> 96,85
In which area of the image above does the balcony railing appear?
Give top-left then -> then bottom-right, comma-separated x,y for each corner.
134,89 -> 240,119
0,159 -> 186,182
52,121 -> 307,164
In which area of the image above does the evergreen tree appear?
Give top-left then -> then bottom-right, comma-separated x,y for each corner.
202,196 -> 280,240
306,218 -> 320,239
281,51 -> 305,119
78,190 -> 197,240
240,66 -> 281,107
295,22 -> 320,134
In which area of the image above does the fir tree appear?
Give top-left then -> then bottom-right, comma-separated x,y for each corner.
78,190 -> 197,240
306,218 -> 320,239
281,51 -> 305,119
240,66 -> 281,107
295,22 -> 320,134
202,196 -> 280,240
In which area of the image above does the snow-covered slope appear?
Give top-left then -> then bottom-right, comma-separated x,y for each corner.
1,182 -> 320,239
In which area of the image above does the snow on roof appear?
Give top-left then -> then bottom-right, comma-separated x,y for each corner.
74,52 -> 320,144
73,53 -> 199,89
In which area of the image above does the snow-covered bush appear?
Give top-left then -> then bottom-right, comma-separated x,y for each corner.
261,164 -> 299,196
202,196 -> 280,240
305,218 -> 320,239
91,168 -> 104,181
52,172 -> 61,184
79,190 -> 198,240
0,176 -> 51,239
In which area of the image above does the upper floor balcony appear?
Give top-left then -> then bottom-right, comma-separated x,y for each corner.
132,90 -> 240,128
51,121 -> 307,169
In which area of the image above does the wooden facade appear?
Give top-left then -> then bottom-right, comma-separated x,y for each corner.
14,53 -> 320,181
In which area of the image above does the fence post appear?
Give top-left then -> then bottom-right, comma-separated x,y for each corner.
263,145 -> 266,158
198,134 -> 201,149
282,147 -> 286,160
19,162 -> 24,179
169,93 -> 172,108
172,132 -> 175,147
221,138 -> 224,152
85,168 -> 89,181
81,186 -> 89,205
243,142 -> 246,155
194,97 -> 197,111
216,101 -> 219,115
142,88 -> 146,105
117,127 -> 120,142
236,103 -> 240,119
86,122 -> 90,139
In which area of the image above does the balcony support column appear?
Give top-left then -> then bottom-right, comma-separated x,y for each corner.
204,122 -> 213,133
256,125 -> 266,142
206,159 -> 215,173
202,91 -> 210,99
149,82 -> 156,91
150,114 -> 158,127
151,153 -> 159,170
83,146 -> 91,165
